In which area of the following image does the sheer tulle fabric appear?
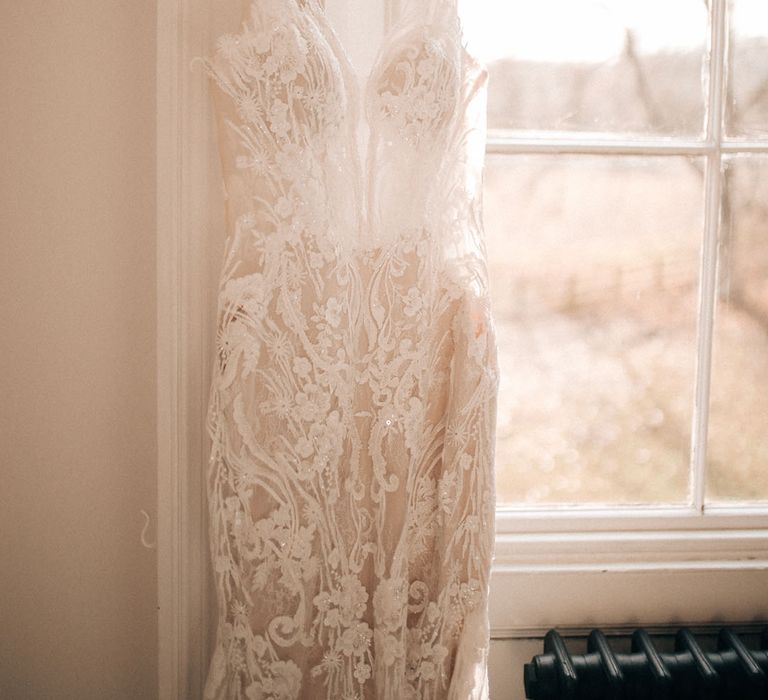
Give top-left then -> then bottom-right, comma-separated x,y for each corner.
199,1 -> 499,697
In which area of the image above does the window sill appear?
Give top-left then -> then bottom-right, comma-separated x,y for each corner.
489,510 -> 768,638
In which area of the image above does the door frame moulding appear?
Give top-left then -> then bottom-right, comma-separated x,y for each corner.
157,0 -> 214,698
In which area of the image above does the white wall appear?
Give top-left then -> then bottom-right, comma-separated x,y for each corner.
0,2 -> 158,697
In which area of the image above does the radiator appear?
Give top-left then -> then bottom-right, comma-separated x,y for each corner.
524,627 -> 768,699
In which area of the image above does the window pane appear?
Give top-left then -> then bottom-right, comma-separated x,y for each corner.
460,0 -> 708,136
707,156 -> 768,501
485,155 -> 703,505
727,0 -> 768,138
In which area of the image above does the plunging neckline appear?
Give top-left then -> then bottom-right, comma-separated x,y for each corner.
302,0 -> 421,234
304,0 -> 477,101
304,0 -> 406,90
294,0 -> 477,238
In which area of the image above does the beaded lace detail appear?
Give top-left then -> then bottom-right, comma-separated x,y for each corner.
199,1 -> 499,698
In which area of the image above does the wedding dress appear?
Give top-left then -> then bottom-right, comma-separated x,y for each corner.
199,1 -> 499,697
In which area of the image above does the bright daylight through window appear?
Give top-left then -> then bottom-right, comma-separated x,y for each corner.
459,0 -> 768,507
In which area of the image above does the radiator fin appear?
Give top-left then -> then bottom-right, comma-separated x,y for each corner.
524,626 -> 768,699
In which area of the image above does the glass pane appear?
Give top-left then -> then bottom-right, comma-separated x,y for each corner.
459,0 -> 708,136
727,0 -> 768,138
707,156 -> 768,501
485,155 -> 704,505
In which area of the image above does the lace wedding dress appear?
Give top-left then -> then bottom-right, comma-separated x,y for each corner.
199,1 -> 499,697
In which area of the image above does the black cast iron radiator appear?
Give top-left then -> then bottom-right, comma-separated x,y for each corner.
524,627 -> 768,699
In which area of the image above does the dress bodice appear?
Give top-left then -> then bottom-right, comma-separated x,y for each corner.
201,0 -> 488,258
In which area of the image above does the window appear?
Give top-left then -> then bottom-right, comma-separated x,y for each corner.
458,0 -> 768,633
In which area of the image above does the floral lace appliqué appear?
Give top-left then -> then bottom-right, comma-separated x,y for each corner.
199,1 -> 498,699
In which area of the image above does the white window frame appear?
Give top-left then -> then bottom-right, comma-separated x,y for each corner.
485,0 -> 768,638
156,0 -> 768,697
